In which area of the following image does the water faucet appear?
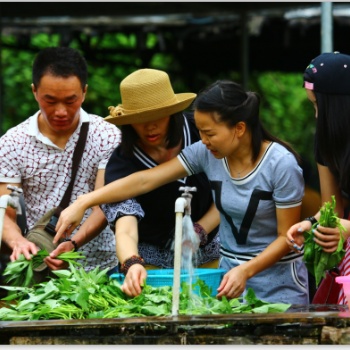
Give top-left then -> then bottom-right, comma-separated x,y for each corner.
178,186 -> 197,215
0,185 -> 23,213
172,186 -> 197,317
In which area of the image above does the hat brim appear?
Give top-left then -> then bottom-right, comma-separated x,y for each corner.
104,93 -> 196,126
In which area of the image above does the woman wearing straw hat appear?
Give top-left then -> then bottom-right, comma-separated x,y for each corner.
55,78 -> 309,304
102,69 -> 220,295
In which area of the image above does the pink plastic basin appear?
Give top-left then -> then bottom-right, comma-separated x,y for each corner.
336,276 -> 350,306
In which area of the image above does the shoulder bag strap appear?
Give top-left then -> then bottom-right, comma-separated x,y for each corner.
56,121 -> 90,213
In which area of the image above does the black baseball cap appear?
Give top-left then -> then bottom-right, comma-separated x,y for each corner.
303,51 -> 350,95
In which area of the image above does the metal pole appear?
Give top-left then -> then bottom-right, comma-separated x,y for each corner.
321,2 -> 333,53
241,12 -> 249,90
0,4 -> 3,135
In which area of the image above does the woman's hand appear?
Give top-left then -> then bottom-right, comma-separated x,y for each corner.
313,224 -> 343,253
287,218 -> 348,254
216,265 -> 248,299
121,264 -> 147,297
54,197 -> 87,243
285,220 -> 312,253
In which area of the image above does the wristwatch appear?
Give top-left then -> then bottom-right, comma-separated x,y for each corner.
304,216 -> 318,226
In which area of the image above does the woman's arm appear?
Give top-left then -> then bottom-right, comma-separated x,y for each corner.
311,163 -> 348,251
217,205 -> 300,299
318,163 -> 344,215
114,215 -> 147,297
286,163 -> 344,251
195,202 -> 220,235
46,169 -> 109,269
54,157 -> 188,243
115,215 -> 139,264
244,205 -> 301,274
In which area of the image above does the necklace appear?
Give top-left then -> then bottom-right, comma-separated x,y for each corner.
230,160 -> 252,178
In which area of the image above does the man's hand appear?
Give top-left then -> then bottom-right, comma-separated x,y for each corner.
10,237 -> 39,261
44,241 -> 76,270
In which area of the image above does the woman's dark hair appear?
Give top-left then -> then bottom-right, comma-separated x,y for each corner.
194,80 -> 300,163
314,92 -> 350,193
32,47 -> 88,90
119,112 -> 184,157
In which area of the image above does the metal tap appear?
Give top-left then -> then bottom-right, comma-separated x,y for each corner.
178,186 -> 197,216
0,185 -> 24,251
172,186 -> 197,317
3,185 -> 23,214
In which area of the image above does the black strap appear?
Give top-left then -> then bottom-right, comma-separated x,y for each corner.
44,122 -> 89,235
57,122 -> 89,211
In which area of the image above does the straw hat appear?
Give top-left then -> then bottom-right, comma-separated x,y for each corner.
105,69 -> 197,125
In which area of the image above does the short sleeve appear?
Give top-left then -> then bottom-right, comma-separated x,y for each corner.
273,153 -> 304,209
100,198 -> 145,229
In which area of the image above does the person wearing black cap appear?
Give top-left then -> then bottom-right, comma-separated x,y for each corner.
286,51 -> 350,304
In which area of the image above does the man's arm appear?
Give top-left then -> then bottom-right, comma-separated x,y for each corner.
0,183 -> 39,260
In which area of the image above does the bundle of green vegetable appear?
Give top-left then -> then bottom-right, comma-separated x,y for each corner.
2,249 -> 85,287
0,264 -> 291,321
303,195 -> 346,287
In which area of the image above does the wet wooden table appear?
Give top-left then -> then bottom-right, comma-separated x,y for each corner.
1,304 -> 350,344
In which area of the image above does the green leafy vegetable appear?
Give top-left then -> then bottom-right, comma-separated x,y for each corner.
2,249 -> 85,287
303,195 -> 346,286
0,263 -> 291,321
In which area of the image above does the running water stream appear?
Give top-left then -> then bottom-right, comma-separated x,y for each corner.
171,186 -> 200,316
181,214 -> 200,286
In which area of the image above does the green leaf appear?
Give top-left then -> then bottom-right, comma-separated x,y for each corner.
2,249 -> 86,288
52,269 -> 73,278
72,289 -> 90,311
0,264 -> 291,321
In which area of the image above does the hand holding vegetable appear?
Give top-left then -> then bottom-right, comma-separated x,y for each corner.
45,239 -> 81,270
2,249 -> 85,287
122,264 -> 148,297
312,225 -> 343,253
217,264 -> 248,299
10,237 -> 40,262
303,196 -> 346,287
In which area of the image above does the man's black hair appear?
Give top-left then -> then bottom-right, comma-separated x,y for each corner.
32,47 -> 88,89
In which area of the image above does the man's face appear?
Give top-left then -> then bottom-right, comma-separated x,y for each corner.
32,74 -> 87,134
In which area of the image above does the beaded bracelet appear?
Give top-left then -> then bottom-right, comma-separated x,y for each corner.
63,238 -> 79,252
120,255 -> 145,275
193,222 -> 208,246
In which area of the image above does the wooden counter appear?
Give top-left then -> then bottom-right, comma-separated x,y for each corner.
1,304 -> 350,345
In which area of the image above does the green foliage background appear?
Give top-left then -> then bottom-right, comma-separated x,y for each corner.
1,32 -> 318,188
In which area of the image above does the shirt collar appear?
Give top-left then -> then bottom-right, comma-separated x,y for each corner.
27,108 -> 88,147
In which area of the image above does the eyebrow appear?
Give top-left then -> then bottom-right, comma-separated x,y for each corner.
43,94 -> 78,100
